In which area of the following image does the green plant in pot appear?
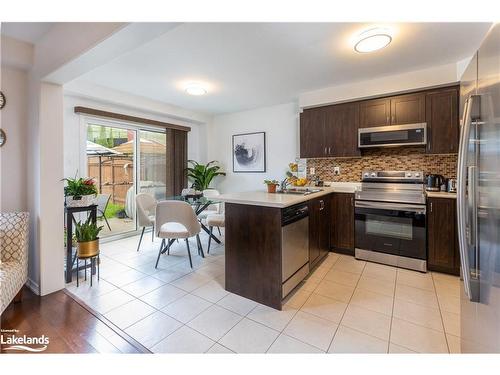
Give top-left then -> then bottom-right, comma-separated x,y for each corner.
186,160 -> 226,192
62,176 -> 98,207
75,217 -> 103,257
264,179 -> 280,193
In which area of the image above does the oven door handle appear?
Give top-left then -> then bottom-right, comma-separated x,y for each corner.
355,200 -> 426,214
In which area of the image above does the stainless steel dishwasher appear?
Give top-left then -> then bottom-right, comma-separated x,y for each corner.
281,202 -> 310,298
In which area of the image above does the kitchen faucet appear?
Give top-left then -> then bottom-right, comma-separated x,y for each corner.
280,178 -> 291,191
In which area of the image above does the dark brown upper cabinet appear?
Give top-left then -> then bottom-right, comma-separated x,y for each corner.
427,197 -> 460,275
324,102 -> 361,157
299,107 -> 325,158
299,103 -> 360,158
300,85 -> 459,158
360,93 -> 425,128
359,98 -> 391,128
390,93 -> 426,125
425,86 -> 459,154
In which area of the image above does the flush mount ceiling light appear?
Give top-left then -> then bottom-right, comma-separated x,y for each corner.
354,28 -> 392,53
185,83 -> 207,96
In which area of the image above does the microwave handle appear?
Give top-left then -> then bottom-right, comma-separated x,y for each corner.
426,126 -> 430,151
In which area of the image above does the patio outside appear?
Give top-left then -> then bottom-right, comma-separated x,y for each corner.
87,124 -> 167,237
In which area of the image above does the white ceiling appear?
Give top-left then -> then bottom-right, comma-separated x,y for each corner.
1,22 -> 55,44
71,23 -> 490,114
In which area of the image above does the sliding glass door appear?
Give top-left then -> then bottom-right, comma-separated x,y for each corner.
138,129 -> 167,201
86,122 -> 168,238
87,123 -> 137,237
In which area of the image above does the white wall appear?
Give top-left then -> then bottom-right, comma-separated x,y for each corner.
38,83 -> 65,295
208,102 -> 299,193
22,24 -> 129,295
1,35 -> 34,71
26,74 -> 41,294
0,66 -> 29,212
63,93 -> 209,179
299,62 -> 461,108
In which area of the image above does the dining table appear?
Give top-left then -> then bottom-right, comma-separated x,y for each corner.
164,195 -> 222,245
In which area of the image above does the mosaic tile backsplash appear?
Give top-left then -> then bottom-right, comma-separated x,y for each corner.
306,148 -> 458,182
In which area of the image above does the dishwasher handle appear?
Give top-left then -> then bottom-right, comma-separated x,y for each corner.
282,204 -> 309,226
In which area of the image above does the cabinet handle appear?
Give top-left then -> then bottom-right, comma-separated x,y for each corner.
430,202 -> 433,212
324,147 -> 327,155
328,147 -> 331,154
351,197 -> 354,206
319,200 -> 324,211
387,115 -> 389,124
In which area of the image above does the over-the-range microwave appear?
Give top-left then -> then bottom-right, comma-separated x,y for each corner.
358,123 -> 427,148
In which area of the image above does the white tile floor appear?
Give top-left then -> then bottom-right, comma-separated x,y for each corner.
66,230 -> 461,353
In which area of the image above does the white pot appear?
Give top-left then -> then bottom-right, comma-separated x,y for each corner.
66,194 -> 97,207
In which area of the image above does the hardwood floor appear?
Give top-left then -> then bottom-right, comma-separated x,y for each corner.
0,288 -> 149,354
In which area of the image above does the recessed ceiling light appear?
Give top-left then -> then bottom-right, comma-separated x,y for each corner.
185,83 -> 207,96
354,28 -> 392,53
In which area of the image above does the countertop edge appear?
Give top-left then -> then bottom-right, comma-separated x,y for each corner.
218,187 -> 357,208
425,191 -> 457,199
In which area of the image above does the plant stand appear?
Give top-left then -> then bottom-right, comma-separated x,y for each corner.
65,204 -> 97,283
76,253 -> 100,287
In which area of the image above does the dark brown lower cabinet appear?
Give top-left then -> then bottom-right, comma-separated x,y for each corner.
330,193 -> 355,255
309,194 -> 331,269
225,203 -> 283,310
427,197 -> 460,275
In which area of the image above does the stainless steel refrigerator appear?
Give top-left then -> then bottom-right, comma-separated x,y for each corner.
458,23 -> 500,353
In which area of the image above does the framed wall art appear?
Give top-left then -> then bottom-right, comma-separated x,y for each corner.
232,132 -> 266,173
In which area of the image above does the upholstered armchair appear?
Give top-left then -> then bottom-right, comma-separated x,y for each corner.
0,212 -> 29,314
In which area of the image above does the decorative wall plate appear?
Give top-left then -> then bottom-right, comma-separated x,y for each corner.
0,91 -> 5,109
0,129 -> 6,147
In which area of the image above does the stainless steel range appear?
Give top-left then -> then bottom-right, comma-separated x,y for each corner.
354,170 -> 427,272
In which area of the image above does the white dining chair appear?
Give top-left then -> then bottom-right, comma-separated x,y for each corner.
206,212 -> 225,253
154,200 -> 204,269
199,189 -> 222,234
136,193 -> 157,252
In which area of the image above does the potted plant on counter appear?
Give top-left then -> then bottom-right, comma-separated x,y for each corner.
264,179 -> 280,193
62,176 -> 98,207
75,217 -> 103,258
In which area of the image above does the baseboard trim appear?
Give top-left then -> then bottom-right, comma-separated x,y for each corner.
331,247 -> 355,256
25,278 -> 40,295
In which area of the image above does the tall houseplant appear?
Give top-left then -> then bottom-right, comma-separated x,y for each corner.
74,216 -> 103,257
186,160 -> 226,191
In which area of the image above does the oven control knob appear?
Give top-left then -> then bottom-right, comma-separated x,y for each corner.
364,172 -> 369,178
415,172 -> 420,178
370,173 -> 376,178
406,172 -> 412,178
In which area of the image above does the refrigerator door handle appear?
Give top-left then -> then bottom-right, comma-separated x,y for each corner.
457,96 -> 474,299
468,165 -> 479,280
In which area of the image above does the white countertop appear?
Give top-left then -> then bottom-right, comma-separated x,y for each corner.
218,182 -> 360,208
426,191 -> 457,199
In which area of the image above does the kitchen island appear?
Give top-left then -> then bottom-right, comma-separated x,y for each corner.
218,183 -> 358,310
